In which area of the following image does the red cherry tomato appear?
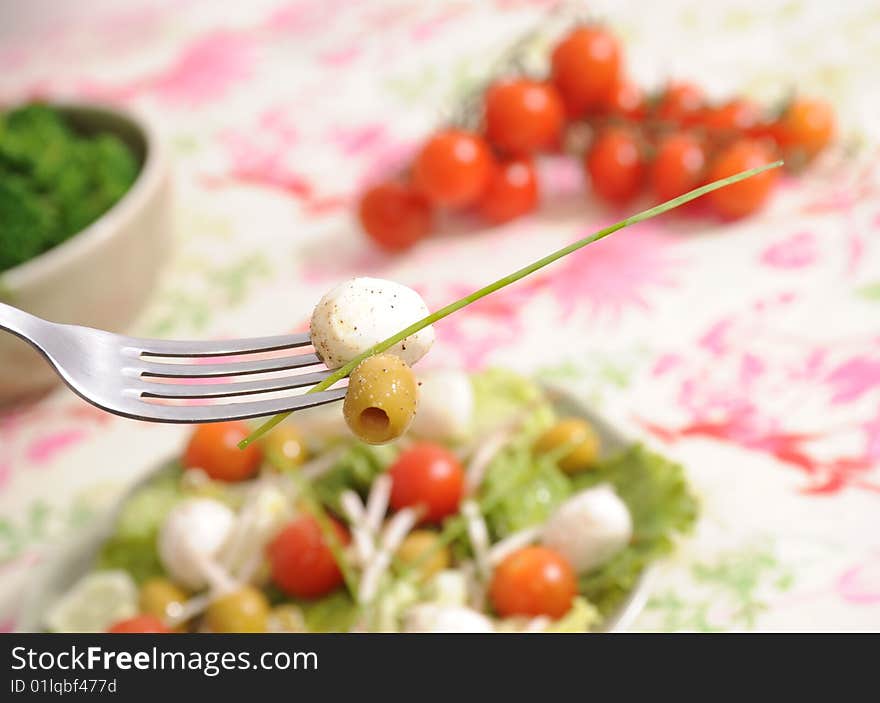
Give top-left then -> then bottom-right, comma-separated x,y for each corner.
183,422 -> 262,482
267,516 -> 349,599
585,127 -> 646,205
774,97 -> 835,159
489,546 -> 577,619
477,156 -> 539,224
650,132 -> 707,201
601,77 -> 646,121
707,138 -> 778,219
485,79 -> 565,154
701,98 -> 761,138
655,82 -> 705,126
413,130 -> 493,208
358,181 -> 433,252
107,615 -> 172,633
551,25 -> 622,118
388,443 -> 464,523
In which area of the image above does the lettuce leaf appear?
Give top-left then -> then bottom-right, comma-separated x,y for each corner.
544,597 -> 601,632
572,444 -> 699,617
311,442 -> 398,512
297,591 -> 360,633
471,369 -> 568,537
470,368 -> 554,438
483,449 -> 572,538
97,465 -> 184,583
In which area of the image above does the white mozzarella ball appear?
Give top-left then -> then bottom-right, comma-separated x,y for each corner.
310,277 -> 434,369
158,498 -> 235,590
404,604 -> 495,633
541,485 -> 633,573
409,369 -> 475,442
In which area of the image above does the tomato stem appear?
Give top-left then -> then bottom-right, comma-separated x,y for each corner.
240,159 -> 782,449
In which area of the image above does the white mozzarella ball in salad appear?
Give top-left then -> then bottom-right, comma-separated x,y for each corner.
404,604 -> 495,633
540,485 -> 633,573
158,497 -> 236,590
310,277 -> 434,369
409,368 -> 475,443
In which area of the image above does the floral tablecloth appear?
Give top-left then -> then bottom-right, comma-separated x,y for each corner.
2,0 -> 879,632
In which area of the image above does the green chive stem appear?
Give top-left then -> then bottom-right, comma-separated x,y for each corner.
240,160 -> 782,450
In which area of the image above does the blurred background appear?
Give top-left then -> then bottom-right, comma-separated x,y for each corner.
1,0 -> 878,631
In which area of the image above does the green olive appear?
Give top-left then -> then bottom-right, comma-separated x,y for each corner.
267,604 -> 307,633
396,530 -> 451,580
262,425 -> 309,470
204,586 -> 270,633
139,578 -> 188,623
533,418 -> 600,474
343,354 -> 418,444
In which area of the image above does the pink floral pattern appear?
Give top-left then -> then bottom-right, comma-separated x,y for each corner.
761,232 -> 818,269
838,557 -> 880,604
79,30 -> 255,107
641,293 -> 880,494
533,222 -> 681,319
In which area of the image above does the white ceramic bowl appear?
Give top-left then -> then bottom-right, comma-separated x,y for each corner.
18,386 -> 653,633
0,103 -> 171,404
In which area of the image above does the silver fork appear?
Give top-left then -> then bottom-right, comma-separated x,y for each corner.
0,302 -> 345,423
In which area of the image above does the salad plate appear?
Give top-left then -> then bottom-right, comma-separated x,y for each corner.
19,374 -> 689,633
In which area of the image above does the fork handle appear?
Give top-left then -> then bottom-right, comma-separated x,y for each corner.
0,301 -> 49,343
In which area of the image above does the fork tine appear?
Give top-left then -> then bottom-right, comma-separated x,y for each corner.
128,387 -> 348,423
133,352 -> 322,378
123,332 -> 313,358
133,369 -> 334,399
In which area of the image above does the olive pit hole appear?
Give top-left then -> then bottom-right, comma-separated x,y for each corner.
359,406 -> 390,436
